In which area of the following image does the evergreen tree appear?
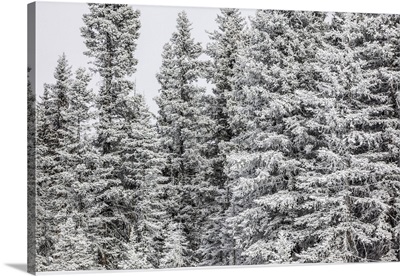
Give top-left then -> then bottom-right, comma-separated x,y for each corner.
81,3 -> 142,268
155,11 -> 211,265
200,8 -> 246,266
118,94 -> 168,269
46,214 -> 97,271
36,54 -> 98,270
224,10 -> 328,264
36,54 -> 98,271
36,84 -> 53,270
293,12 -> 400,263
288,13 -> 379,262
36,54 -> 75,269
68,67 -> 96,224
159,223 -> 190,268
356,13 -> 400,261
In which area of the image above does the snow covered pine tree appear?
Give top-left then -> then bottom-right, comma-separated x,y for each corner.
81,3 -> 143,269
118,94 -> 168,269
293,12 -> 400,263
36,54 -> 76,270
36,54 -> 96,270
81,3 -> 169,269
224,10 -> 331,264
200,8 -> 246,266
155,11 -> 214,267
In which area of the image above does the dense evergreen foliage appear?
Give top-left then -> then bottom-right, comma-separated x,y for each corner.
200,8 -> 246,266
155,11 -> 215,265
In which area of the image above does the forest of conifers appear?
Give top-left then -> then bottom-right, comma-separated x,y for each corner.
31,3 -> 400,271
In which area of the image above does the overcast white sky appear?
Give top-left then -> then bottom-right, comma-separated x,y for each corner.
35,2 -> 255,113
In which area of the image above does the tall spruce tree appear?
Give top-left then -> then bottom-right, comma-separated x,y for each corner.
286,13 -> 378,263
81,3 -> 142,268
155,11 -> 212,266
200,8 -> 246,266
50,67 -> 97,271
68,67 -> 96,220
118,94 -> 168,269
356,13 -> 400,261
36,54 -> 98,270
36,54 -> 75,269
36,83 -> 53,271
290,12 -> 400,263
224,10 -> 328,264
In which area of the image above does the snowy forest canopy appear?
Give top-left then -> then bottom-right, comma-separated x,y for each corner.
30,3 -> 400,272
